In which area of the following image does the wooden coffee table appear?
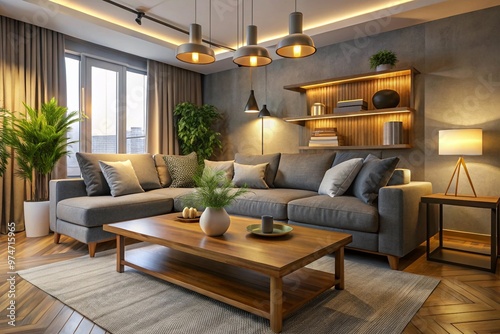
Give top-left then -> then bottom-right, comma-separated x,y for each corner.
104,213 -> 352,333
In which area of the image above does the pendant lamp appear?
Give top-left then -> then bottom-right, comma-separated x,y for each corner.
276,1 -> 316,58
233,0 -> 272,67
244,68 -> 259,113
176,0 -> 215,64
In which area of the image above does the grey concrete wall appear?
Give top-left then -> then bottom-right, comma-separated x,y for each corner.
203,6 -> 500,234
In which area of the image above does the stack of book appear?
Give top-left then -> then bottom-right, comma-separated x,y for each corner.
334,99 -> 368,113
308,127 -> 344,147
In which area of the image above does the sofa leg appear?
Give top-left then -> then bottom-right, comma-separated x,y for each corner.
88,242 -> 97,257
54,232 -> 61,244
387,255 -> 399,270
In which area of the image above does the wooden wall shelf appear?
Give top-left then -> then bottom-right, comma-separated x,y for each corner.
284,67 -> 419,148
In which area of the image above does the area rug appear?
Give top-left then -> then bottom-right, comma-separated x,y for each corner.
18,244 -> 438,334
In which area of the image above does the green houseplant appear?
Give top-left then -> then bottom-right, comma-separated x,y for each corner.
182,168 -> 248,236
369,49 -> 398,71
174,102 -> 222,163
0,98 -> 81,236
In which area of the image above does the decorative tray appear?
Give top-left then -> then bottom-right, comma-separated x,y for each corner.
246,223 -> 293,237
176,216 -> 201,223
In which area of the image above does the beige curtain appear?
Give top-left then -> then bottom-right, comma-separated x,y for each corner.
0,15 -> 67,233
147,59 -> 202,154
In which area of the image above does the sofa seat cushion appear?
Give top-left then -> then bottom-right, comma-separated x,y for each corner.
225,189 -> 317,220
287,195 -> 379,233
149,188 -> 196,211
57,192 -> 173,227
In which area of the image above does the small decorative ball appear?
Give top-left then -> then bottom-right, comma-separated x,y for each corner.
372,89 -> 400,109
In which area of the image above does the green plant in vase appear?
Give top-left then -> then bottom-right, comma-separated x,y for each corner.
182,168 -> 249,236
369,49 -> 398,71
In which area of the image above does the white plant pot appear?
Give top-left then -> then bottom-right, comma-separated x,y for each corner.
199,207 -> 230,237
24,201 -> 50,237
376,64 -> 392,71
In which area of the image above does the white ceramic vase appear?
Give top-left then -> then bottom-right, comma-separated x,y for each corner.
199,207 -> 230,236
24,201 -> 50,237
376,64 -> 392,71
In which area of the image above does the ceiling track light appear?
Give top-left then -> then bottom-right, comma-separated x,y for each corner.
135,11 -> 144,25
233,0 -> 272,67
276,1 -> 316,58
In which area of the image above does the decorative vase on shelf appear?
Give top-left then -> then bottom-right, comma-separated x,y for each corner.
372,89 -> 400,109
375,64 -> 392,71
199,207 -> 231,237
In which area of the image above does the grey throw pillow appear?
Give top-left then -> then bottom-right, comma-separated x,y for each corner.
352,154 -> 400,204
234,153 -> 280,187
98,160 -> 145,197
319,158 -> 364,197
204,159 -> 234,181
163,152 -> 198,188
232,162 -> 269,189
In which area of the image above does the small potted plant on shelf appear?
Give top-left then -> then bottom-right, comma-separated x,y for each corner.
369,49 -> 398,71
182,168 -> 248,237
0,98 -> 82,237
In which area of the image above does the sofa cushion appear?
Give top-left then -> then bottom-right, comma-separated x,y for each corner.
76,153 -> 161,196
204,159 -> 234,181
318,158 -> 363,197
163,152 -> 198,188
225,188 -> 317,220
274,152 -> 336,191
387,168 -> 411,185
234,153 -> 280,188
153,154 -> 172,187
57,192 -> 173,227
352,154 -> 400,204
99,160 -> 145,197
287,195 -> 379,233
232,162 -> 269,189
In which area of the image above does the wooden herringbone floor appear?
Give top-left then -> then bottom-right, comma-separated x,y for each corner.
0,232 -> 499,333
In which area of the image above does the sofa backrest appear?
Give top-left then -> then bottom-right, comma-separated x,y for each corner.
274,152 -> 336,191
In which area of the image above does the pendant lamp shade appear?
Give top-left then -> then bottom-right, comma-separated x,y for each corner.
176,23 -> 215,64
276,12 -> 316,58
233,25 -> 272,67
258,104 -> 271,118
244,90 -> 259,113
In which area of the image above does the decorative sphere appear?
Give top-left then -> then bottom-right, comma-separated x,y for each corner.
372,89 -> 400,109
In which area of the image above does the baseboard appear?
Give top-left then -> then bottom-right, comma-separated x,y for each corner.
442,229 -> 490,244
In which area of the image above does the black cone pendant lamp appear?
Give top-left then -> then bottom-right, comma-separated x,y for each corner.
276,1 -> 316,58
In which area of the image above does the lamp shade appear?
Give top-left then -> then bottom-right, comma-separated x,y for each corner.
233,25 -> 272,67
244,90 -> 259,113
176,23 -> 215,64
439,129 -> 482,155
258,104 -> 271,118
276,12 -> 316,58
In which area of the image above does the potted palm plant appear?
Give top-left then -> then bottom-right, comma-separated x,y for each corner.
182,168 -> 248,236
0,98 -> 81,237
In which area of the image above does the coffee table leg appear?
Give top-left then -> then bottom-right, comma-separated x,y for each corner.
335,247 -> 345,290
116,235 -> 124,273
270,276 -> 283,333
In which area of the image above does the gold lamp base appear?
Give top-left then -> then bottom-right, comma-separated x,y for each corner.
444,156 -> 477,197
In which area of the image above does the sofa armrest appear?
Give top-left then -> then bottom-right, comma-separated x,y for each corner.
49,179 -> 87,231
377,181 -> 433,257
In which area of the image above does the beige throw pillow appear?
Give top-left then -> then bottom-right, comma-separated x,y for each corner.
98,160 -> 145,197
232,162 -> 269,189
204,160 -> 234,181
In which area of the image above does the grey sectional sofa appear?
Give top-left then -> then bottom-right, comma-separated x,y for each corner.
49,151 -> 432,269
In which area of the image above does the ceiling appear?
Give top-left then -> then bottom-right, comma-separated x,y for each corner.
1,0 -> 500,74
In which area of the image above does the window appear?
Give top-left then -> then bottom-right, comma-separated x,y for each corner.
65,55 -> 147,176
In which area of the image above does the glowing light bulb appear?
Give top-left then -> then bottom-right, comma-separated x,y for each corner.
250,56 -> 257,66
293,45 -> 302,57
192,52 -> 199,63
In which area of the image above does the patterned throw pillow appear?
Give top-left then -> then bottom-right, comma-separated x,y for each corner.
163,152 -> 198,188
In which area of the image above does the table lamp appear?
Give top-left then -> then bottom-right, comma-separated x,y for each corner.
438,129 -> 482,197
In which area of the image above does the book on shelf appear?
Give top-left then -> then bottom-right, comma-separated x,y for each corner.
311,127 -> 337,137
337,99 -> 368,108
334,105 -> 368,113
308,140 -> 344,147
309,135 -> 340,141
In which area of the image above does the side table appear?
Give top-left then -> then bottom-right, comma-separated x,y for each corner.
421,193 -> 499,273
